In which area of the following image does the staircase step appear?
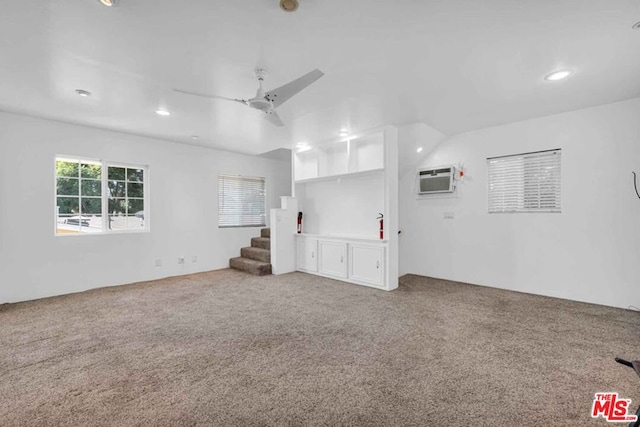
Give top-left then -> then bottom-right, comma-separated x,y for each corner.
241,246 -> 271,263
251,237 -> 270,250
230,257 -> 272,276
261,228 -> 270,238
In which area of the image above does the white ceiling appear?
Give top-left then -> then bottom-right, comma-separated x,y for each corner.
1,0 -> 639,155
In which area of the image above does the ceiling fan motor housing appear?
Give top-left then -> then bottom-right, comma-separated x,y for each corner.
249,98 -> 273,112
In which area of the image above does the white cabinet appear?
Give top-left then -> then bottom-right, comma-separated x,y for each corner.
349,244 -> 384,287
296,235 -> 389,289
318,240 -> 347,278
296,237 -> 318,272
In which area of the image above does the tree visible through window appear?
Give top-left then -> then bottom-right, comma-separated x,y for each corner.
218,174 -> 266,228
487,149 -> 561,213
107,166 -> 145,231
55,157 -> 147,234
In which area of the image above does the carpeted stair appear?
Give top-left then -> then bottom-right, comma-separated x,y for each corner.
229,228 -> 272,275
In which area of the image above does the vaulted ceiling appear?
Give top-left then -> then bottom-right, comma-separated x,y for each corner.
1,0 -> 639,155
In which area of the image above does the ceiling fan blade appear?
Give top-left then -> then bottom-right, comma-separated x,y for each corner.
263,109 -> 284,127
173,89 -> 247,105
265,69 -> 324,109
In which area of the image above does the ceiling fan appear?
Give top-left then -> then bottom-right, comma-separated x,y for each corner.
174,68 -> 324,127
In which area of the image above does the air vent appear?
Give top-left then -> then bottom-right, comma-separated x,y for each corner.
418,166 -> 456,194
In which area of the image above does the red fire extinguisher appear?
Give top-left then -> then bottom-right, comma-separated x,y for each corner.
297,212 -> 303,234
377,213 -> 384,240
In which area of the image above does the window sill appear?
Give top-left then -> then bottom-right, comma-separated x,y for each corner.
54,229 -> 150,237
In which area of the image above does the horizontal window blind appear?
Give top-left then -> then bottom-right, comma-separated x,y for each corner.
218,174 -> 266,228
487,149 -> 561,213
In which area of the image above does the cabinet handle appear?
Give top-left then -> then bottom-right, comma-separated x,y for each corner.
312,252 -> 314,258
340,256 -> 343,263
376,261 -> 380,269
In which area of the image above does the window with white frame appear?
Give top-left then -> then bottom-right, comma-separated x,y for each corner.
218,174 -> 266,228
487,149 -> 561,213
55,157 -> 148,234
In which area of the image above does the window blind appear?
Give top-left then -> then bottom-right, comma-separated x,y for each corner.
218,174 -> 266,227
487,149 -> 561,213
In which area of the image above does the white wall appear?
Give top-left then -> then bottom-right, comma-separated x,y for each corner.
0,112 -> 291,303
297,175 -> 384,239
397,122 -> 445,178
399,98 -> 640,309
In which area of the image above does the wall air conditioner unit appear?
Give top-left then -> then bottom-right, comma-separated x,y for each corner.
418,166 -> 456,194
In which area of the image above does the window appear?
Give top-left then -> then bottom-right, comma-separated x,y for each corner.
487,149 -> 561,213
107,166 -> 146,231
218,174 -> 266,228
55,157 -> 148,234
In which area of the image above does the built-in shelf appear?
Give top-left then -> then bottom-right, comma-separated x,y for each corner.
289,126 -> 398,291
294,167 -> 384,184
293,132 -> 384,182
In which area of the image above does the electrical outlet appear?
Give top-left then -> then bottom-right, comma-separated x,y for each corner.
177,257 -> 185,265
444,212 -> 455,219
192,256 -> 198,263
155,259 -> 162,267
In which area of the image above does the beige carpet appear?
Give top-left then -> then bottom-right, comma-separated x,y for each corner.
1,270 -> 639,426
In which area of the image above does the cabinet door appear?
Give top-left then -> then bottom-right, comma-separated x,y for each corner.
318,240 -> 347,278
297,238 -> 318,272
349,244 -> 384,286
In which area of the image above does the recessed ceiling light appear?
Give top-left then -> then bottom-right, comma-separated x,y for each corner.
633,21 -> 640,30
338,129 -> 349,137
155,109 -> 171,116
98,0 -> 118,6
75,89 -> 91,97
416,147 -> 423,153
296,142 -> 308,147
544,69 -> 573,81
280,0 -> 299,12
191,135 -> 199,140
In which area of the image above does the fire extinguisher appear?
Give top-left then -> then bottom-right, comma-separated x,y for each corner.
297,212 -> 303,234
377,213 -> 384,240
